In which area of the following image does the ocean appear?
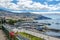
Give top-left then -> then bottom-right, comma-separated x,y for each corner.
36,19 -> 60,29
36,14 -> 60,37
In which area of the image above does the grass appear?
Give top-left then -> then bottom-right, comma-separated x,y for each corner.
18,32 -> 44,40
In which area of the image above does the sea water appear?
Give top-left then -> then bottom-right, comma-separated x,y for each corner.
36,19 -> 60,37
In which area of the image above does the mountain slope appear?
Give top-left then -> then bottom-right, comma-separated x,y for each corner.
0,9 -> 51,20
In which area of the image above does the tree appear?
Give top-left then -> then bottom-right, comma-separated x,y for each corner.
7,19 -> 17,25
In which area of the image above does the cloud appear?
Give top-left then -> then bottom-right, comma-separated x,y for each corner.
6,3 -> 20,10
17,0 -> 60,11
32,12 -> 60,14
0,0 -> 60,12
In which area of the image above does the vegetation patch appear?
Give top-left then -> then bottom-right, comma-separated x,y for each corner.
18,32 -> 44,40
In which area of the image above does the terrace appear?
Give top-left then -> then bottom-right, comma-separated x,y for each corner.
2,24 -> 29,40
2,21 -> 44,40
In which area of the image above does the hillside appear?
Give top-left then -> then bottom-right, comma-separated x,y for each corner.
0,9 -> 51,20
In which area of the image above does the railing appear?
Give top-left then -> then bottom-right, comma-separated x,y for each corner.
2,25 -> 28,40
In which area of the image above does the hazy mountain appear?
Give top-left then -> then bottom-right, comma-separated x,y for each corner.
43,14 -> 60,19
0,9 -> 51,20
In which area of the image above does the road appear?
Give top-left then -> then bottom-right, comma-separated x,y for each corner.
0,30 -> 7,40
19,29 -> 60,40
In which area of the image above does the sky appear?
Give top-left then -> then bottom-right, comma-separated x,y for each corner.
0,0 -> 60,13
